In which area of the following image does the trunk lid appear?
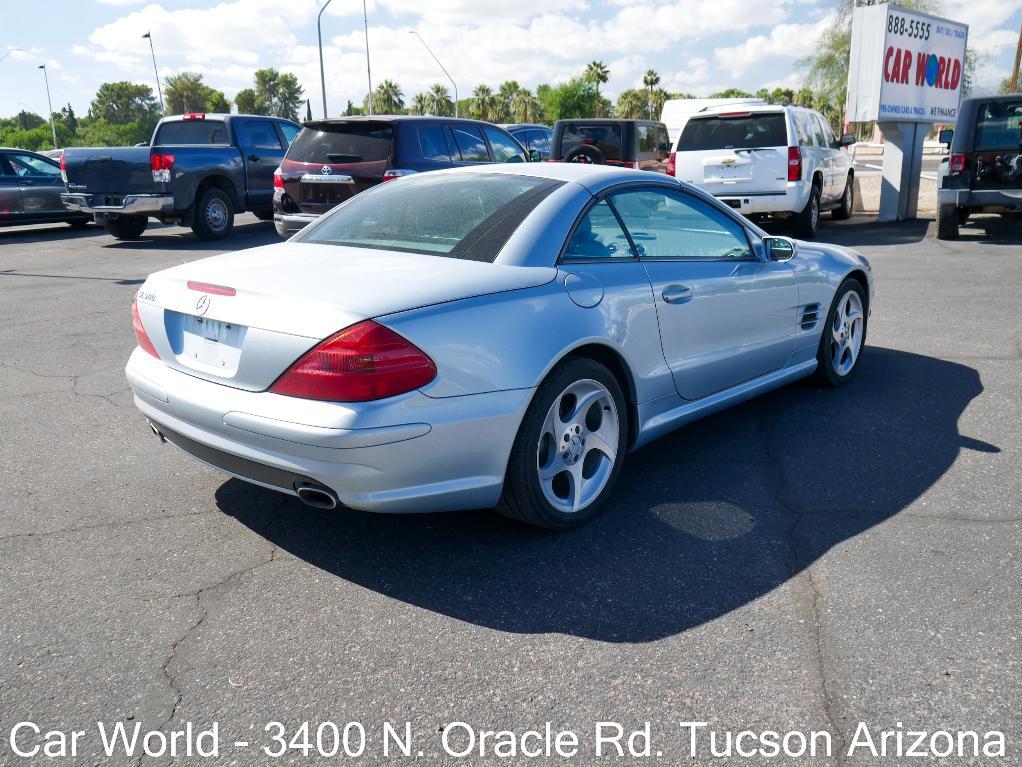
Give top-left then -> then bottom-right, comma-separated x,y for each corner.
674,112 -> 789,196
61,147 -> 153,197
138,243 -> 556,391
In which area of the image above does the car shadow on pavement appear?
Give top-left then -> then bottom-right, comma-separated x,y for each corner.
217,347 -> 992,643
105,221 -> 280,251
0,223 -> 107,245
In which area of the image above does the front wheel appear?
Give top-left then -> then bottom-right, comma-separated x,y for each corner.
104,215 -> 148,240
815,278 -> 867,386
497,358 -> 627,529
191,187 -> 235,240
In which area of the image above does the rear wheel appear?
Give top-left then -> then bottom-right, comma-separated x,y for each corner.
936,203 -> 959,240
815,278 -> 867,386
104,215 -> 148,240
497,358 -> 626,529
191,187 -> 234,240
795,184 -> 821,237
565,145 -> 605,165
832,175 -> 853,220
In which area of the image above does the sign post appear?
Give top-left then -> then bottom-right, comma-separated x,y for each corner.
846,4 -> 968,221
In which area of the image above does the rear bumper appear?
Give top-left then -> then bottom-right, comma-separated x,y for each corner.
938,188 -> 1022,209
274,212 -> 319,238
61,193 -> 174,217
714,182 -> 810,216
125,348 -> 533,513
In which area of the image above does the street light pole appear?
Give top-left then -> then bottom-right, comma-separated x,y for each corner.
0,47 -> 22,64
363,0 -> 374,115
408,30 -> 458,118
317,0 -> 333,118
141,32 -> 164,112
37,64 -> 57,149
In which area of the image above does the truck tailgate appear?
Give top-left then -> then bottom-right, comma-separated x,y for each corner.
62,147 -> 153,196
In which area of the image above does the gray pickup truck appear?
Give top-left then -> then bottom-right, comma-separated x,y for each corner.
61,113 -> 301,240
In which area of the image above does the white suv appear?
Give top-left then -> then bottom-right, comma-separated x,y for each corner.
667,105 -> 856,237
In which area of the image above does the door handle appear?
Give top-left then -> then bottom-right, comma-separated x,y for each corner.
662,285 -> 693,304
248,154 -> 260,162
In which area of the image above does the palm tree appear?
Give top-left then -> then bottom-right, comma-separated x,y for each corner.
409,93 -> 429,115
642,69 -> 661,119
472,84 -> 495,122
426,83 -> 453,116
613,88 -> 646,119
651,87 -> 671,119
585,60 -> 610,116
512,88 -> 541,123
374,79 -> 404,114
496,80 -> 521,122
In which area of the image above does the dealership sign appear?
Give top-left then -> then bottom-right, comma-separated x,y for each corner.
846,3 -> 968,123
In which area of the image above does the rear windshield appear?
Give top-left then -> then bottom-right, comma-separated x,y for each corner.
679,113 -> 787,151
974,100 -> 1022,151
559,124 -> 622,161
300,173 -> 561,262
287,123 -> 393,164
155,120 -> 229,145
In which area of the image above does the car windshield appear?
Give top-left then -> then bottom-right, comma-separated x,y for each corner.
974,100 -> 1022,151
300,173 -> 561,261
679,113 -> 787,150
288,122 -> 393,164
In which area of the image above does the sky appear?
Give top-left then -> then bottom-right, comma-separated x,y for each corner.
2,0 -> 1021,120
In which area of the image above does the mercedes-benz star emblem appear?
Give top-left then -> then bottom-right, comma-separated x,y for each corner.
320,165 -> 331,175
195,294 -> 210,316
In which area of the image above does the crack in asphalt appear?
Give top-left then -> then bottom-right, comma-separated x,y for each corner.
0,509 -> 214,543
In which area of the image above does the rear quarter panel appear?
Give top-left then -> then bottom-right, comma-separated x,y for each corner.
156,145 -> 246,211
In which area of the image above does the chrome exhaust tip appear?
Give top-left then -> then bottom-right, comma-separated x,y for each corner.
295,483 -> 339,510
149,421 -> 166,443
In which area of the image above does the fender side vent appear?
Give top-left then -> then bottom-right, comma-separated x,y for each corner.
800,303 -> 821,330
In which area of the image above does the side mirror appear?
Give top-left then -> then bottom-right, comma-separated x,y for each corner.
938,128 -> 954,146
839,133 -> 856,147
764,236 -> 797,261
529,148 -> 542,162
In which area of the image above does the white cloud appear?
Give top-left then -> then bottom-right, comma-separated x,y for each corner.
667,58 -> 710,90
714,15 -> 834,78
97,0 -> 146,5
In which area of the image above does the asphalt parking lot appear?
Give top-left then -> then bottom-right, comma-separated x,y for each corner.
1,212 -> 1020,765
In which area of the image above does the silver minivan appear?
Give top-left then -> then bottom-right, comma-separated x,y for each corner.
668,105 -> 856,236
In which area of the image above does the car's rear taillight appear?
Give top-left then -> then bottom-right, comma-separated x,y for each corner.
151,152 -> 174,183
787,146 -> 802,182
183,112 -> 206,120
949,153 -> 967,173
269,320 -> 437,402
59,150 -> 67,183
132,299 -> 160,358
666,152 -> 676,177
273,167 -> 284,189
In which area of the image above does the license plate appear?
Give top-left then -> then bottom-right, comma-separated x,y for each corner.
300,173 -> 355,184
180,316 -> 245,373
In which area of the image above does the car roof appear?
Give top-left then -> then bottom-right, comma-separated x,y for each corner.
304,115 -> 502,128
694,103 -> 793,116
554,118 -> 661,125
427,161 -> 682,193
503,123 -> 551,131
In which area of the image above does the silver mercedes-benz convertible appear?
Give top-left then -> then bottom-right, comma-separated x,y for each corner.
127,163 -> 872,529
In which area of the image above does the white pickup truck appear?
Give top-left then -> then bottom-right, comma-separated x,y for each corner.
667,104 -> 856,237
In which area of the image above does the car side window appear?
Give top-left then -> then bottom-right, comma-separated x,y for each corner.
7,153 -> 60,177
808,114 -> 826,147
483,126 -> 527,163
450,125 -> 490,163
656,125 -> 671,160
637,124 -> 656,158
278,122 -> 300,146
609,187 -> 754,260
563,199 -> 635,260
527,129 -> 551,156
417,126 -> 452,161
237,120 -> 283,150
794,113 -> 814,147
817,115 -> 836,148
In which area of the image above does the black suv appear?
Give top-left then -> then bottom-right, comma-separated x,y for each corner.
937,94 -> 1022,239
273,116 -> 535,237
551,119 -> 671,173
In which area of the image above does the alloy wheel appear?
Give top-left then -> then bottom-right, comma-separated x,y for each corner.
829,289 -> 864,376
536,379 -> 619,514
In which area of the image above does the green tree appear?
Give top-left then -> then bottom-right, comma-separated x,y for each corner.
642,69 -> 661,119
710,87 -> 754,99
613,88 -> 647,118
89,81 -> 161,128
374,79 -> 405,113
512,88 -> 542,123
471,84 -> 496,121
585,60 -> 610,116
409,93 -> 428,115
59,104 -> 77,131
165,72 -> 208,113
253,68 -> 305,120
539,77 -> 597,120
496,80 -> 522,122
425,83 -> 453,116
235,88 -> 260,115
207,90 -> 231,113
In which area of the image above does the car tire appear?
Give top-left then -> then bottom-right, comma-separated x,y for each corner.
253,208 -> 274,221
814,277 -> 867,387
104,215 -> 148,240
936,203 -> 959,240
68,218 -> 92,229
795,184 -> 821,237
957,208 -> 970,226
832,175 -> 853,220
191,187 -> 235,240
565,145 -> 605,165
497,357 -> 627,530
